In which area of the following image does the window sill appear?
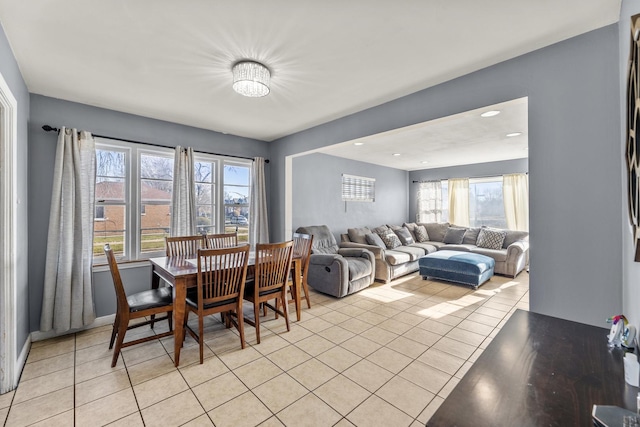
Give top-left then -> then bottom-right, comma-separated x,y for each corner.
93,259 -> 151,273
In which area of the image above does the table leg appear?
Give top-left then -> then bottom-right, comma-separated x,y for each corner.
294,259 -> 302,322
173,277 -> 187,367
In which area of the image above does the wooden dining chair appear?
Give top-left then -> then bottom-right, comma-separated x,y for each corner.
291,232 -> 313,309
204,232 -> 238,249
165,235 -> 204,256
104,244 -> 174,368
244,241 -> 294,344
184,245 -> 250,364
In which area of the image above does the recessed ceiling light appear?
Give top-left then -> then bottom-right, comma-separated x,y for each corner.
480,110 -> 500,118
393,153 -> 401,156
506,132 -> 522,137
421,161 -> 429,164
353,142 -> 364,146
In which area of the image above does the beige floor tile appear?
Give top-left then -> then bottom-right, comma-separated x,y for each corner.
0,407 -> 8,426
76,387 -> 138,426
417,347 -> 466,375
279,323 -> 314,343
316,346 -> 361,372
253,334 -> 290,356
287,358 -> 337,390
121,340 -> 168,367
402,327 -> 441,347
26,339 -> 75,364
340,335 -> 381,358
266,344 -> 312,371
376,375 -> 435,418
276,392 -> 342,427
133,370 -> 189,409
180,355 -> 229,387
437,376 -> 460,399
141,390 -> 204,427
318,310 -> 352,325
5,386 -> 73,427
466,312 -> 502,327
106,411 -> 145,426
192,372 -> 248,411
347,395 -> 413,427
20,352 -> 75,382
473,305 -> 507,319
386,336 -> 429,359
456,318 -> 496,336
30,334 -> 74,350
416,318 -> 454,335
181,414 -> 214,426
468,347 -> 485,363
377,318 -> 413,335
305,304 -> 333,317
75,341 -> 116,365
75,369 -> 131,407
233,357 -> 283,389
259,415 -> 286,426
431,336 -> 477,359
336,305 -> 368,318
356,311 -> 387,326
454,360 -> 474,379
217,346 -> 262,370
417,395 -> 445,424
399,361 -> 451,394
294,334 -> 335,356
127,354 -> 177,385
253,373 -> 308,413
0,389 -> 14,409
314,374 -> 370,416
338,318 -> 373,334
343,359 -> 394,393
394,311 -> 428,326
29,409 -> 74,426
366,346 -> 412,374
334,418 -> 356,427
427,314 -> 463,327
317,325 -> 355,344
208,391 -> 271,427
298,316 -> 333,333
13,367 -> 74,404
167,343 -> 216,366
76,329 -> 114,350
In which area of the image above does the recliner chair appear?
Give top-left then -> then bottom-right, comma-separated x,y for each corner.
295,225 -> 375,298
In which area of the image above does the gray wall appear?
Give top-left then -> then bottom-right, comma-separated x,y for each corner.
292,153 -> 408,240
0,23 -> 30,359
408,159 -> 529,222
271,24 -> 622,327
28,94 -> 269,332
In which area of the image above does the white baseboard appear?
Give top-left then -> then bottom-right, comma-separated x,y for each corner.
30,314 -> 115,342
15,336 -> 31,385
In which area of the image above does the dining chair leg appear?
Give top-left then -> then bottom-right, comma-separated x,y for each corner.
167,311 -> 173,331
281,288 -> 291,332
111,321 -> 128,368
237,309 -> 246,349
302,280 -> 311,309
198,314 -> 204,364
109,313 -> 119,349
253,302 -> 261,344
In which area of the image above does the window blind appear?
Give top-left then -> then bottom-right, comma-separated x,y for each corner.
342,174 -> 375,202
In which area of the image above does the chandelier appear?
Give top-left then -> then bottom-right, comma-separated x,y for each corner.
232,61 -> 270,97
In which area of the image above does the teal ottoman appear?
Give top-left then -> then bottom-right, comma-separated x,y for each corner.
419,250 -> 495,288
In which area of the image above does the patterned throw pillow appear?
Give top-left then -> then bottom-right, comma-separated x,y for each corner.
476,228 -> 507,250
414,225 -> 429,242
377,230 -> 402,249
394,227 -> 415,245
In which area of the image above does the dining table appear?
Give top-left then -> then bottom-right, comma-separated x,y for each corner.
149,253 -> 302,367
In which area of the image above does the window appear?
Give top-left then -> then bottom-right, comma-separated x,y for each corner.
342,174 -> 375,202
93,138 -> 253,262
439,176 -> 505,227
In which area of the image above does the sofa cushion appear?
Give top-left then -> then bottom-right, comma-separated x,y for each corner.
443,227 -> 467,244
440,244 -> 475,252
419,222 -> 450,242
384,249 -> 412,265
347,227 -> 371,245
365,233 -> 386,249
371,224 -> 389,234
345,256 -> 373,280
377,229 -> 402,249
392,245 -> 425,261
414,225 -> 429,242
502,230 -> 529,248
426,241 -> 447,249
409,242 -> 438,254
476,228 -> 507,250
394,227 -> 415,245
463,227 -> 481,245
471,247 -> 508,262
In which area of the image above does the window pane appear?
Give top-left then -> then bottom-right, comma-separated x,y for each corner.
194,161 -> 214,183
140,154 -> 173,180
441,181 -> 449,223
96,177 -> 126,202
93,205 -> 126,257
224,186 -> 249,204
224,164 -> 250,186
140,204 -> 170,254
195,184 -> 212,204
96,150 -> 125,178
196,205 -> 214,234
469,180 -> 506,228
141,180 -> 173,203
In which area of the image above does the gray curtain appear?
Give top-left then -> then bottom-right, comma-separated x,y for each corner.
41,128 -> 96,333
170,146 -> 196,236
250,157 -> 269,247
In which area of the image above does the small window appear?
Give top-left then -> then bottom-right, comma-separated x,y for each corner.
95,205 -> 105,220
342,174 -> 375,202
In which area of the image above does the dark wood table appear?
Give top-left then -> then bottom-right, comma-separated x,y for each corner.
427,309 -> 639,427
149,255 -> 302,366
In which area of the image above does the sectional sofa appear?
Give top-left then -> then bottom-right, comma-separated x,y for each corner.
340,222 -> 529,284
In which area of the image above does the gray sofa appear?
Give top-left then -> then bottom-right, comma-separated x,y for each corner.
340,222 -> 529,283
296,225 -> 376,298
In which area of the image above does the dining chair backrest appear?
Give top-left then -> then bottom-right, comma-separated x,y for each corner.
104,244 -> 130,312
254,241 -> 294,295
165,235 -> 204,256
292,232 -> 313,278
196,245 -> 250,308
204,232 -> 238,249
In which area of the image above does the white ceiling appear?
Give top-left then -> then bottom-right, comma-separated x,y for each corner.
0,1 -> 620,149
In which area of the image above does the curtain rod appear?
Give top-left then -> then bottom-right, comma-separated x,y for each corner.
412,172 -> 527,183
41,125 -> 269,163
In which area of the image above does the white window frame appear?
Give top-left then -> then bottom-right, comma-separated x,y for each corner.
342,174 -> 375,202
223,160 -> 252,240
193,153 -> 220,235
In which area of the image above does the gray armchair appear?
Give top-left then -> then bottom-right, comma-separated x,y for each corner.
295,225 -> 375,298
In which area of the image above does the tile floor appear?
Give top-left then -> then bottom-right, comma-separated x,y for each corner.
1,271 -> 528,427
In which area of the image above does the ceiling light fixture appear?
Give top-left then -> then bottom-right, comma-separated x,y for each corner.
421,161 -> 429,164
506,132 -> 522,137
393,153 -> 401,156
480,110 -> 500,117
232,61 -> 270,97
354,142 -> 364,146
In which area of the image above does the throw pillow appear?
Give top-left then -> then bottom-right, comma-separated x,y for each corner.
476,228 -> 507,250
414,225 -> 429,242
420,222 -> 450,242
372,224 -> 389,234
347,227 -> 371,245
394,227 -> 415,245
365,233 -> 386,249
463,227 -> 481,245
403,222 -> 418,240
377,230 -> 402,249
443,227 -> 466,244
